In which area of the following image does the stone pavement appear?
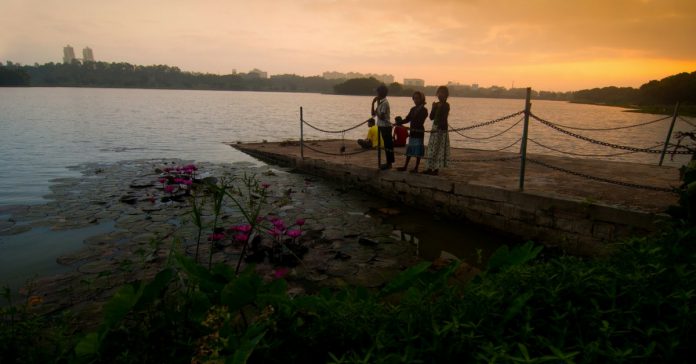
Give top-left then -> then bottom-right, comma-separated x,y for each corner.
232,139 -> 681,213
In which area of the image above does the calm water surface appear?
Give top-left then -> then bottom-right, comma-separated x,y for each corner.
1,87 -> 694,288
2,87 -> 693,206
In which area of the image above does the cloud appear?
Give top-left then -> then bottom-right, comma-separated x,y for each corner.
1,0 -> 695,89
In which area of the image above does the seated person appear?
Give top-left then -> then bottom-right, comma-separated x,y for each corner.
393,123 -> 408,147
357,118 -> 384,149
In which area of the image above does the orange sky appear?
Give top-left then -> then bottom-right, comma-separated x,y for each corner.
1,0 -> 695,91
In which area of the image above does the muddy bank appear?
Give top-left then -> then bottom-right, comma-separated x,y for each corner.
0,159 -> 435,318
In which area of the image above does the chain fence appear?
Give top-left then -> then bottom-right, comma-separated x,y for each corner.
302,118 -> 369,134
679,116 -> 696,128
527,158 -> 674,192
528,138 -> 664,157
302,143 -> 372,156
530,112 -> 693,155
448,110 -> 525,132
450,116 -> 524,140
298,104 -> 688,194
537,115 -> 672,131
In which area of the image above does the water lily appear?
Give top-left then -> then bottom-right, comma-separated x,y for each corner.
237,224 -> 252,232
158,177 -> 167,184
273,267 -> 289,279
207,233 -> 225,241
286,229 -> 302,238
164,185 -> 176,194
261,183 -> 271,189
234,233 -> 249,242
295,218 -> 305,226
272,219 -> 285,229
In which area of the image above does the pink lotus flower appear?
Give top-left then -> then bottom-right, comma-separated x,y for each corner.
268,228 -> 282,237
286,229 -> 302,238
182,179 -> 193,186
237,224 -> 252,232
184,164 -> 198,171
273,267 -> 289,279
207,233 -> 225,241
295,218 -> 305,226
158,178 -> 167,184
164,185 -> 176,193
234,233 -> 249,242
272,219 -> 285,229
261,183 -> 271,189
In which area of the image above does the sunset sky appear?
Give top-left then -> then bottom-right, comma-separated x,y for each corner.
1,0 -> 695,91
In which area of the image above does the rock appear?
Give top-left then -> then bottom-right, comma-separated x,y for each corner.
358,237 -> 378,246
119,195 -> 138,205
129,179 -> 155,188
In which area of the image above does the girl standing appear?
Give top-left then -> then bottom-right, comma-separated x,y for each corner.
423,86 -> 450,175
396,91 -> 428,172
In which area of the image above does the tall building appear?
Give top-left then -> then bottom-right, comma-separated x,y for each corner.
82,47 -> 94,62
63,45 -> 76,63
403,78 -> 425,87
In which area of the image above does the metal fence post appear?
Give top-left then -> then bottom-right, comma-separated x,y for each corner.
519,87 -> 532,191
658,101 -> 680,166
300,107 -> 304,160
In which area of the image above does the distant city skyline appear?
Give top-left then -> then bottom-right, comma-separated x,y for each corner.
2,0 -> 695,91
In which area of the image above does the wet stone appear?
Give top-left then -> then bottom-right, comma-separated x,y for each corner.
78,260 -> 119,274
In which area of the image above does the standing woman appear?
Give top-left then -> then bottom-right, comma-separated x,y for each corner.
423,86 -> 450,175
372,84 -> 394,170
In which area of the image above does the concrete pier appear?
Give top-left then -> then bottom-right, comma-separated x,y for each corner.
231,140 -> 681,255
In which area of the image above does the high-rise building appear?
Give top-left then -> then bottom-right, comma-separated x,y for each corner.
403,78 -> 425,87
63,45 -> 76,63
82,47 -> 94,62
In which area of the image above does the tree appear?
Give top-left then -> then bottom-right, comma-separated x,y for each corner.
0,65 -> 30,86
333,77 -> 382,95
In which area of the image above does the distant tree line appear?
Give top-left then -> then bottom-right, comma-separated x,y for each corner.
2,61 -> 694,113
0,61 -> 341,93
0,63 -> 30,86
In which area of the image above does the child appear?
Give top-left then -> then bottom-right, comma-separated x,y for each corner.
423,86 -> 450,175
357,119 -> 384,149
371,84 -> 393,170
393,124 -> 408,147
395,91 -> 428,172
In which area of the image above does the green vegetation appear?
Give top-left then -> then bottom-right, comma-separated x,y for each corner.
2,162 -> 696,363
1,61 -> 340,92
3,60 -> 695,115
572,71 -> 696,115
0,63 -> 30,86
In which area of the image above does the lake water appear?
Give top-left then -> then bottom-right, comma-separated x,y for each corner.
1,87 -> 693,206
1,87 -> 694,290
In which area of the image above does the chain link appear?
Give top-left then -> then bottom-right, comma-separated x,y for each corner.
448,110 -> 525,132
527,158 -> 675,192
528,138 -> 664,157
302,119 -> 369,134
539,115 -> 671,131
450,116 -> 524,140
679,116 -> 696,128
392,148 -> 520,163
530,113 -> 693,155
303,143 -> 372,156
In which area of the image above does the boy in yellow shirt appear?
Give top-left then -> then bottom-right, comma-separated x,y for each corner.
357,119 -> 384,149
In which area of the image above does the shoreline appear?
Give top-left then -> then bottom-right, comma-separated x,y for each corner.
2,158 -> 501,320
